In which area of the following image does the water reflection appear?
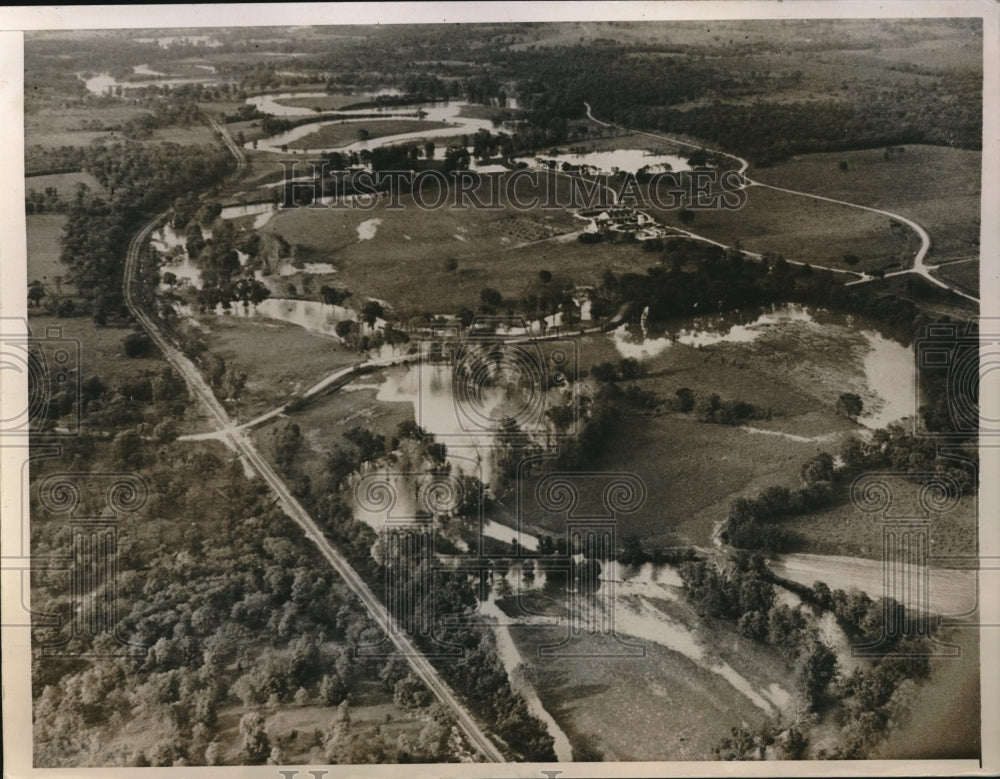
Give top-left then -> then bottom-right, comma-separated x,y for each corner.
516,149 -> 692,175
611,303 -> 916,430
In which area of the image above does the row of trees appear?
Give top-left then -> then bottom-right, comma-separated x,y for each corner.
679,552 -> 838,712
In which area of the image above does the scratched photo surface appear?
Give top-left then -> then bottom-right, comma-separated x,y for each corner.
19,16 -> 986,770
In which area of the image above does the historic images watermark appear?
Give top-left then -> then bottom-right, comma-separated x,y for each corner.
350,318 -> 648,659
914,318 -> 1000,438
0,319 -> 81,437
274,161 -> 748,213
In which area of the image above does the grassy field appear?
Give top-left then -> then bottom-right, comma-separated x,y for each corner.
527,320 -> 886,546
286,119 -> 453,151
877,625 -> 980,759
456,103 -> 521,121
150,124 -> 217,145
748,146 -> 981,264
185,313 -> 363,419
501,593 -> 800,761
257,172 -> 625,314
25,105 -> 151,148
25,171 -> 105,197
26,313 -> 211,433
274,93 -> 372,111
932,259 -> 980,298
253,378 -> 414,491
26,215 -> 69,287
779,478 -> 978,562
647,181 -> 915,272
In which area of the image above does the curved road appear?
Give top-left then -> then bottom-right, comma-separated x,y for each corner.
584,103 -> 979,304
125,117 -> 505,763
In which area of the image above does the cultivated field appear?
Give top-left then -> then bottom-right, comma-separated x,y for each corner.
25,105 -> 151,148
150,124 -> 218,145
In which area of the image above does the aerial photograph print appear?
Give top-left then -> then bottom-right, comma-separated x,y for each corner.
2,3 -> 997,777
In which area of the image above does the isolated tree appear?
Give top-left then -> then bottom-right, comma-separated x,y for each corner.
679,207 -> 695,226
361,299 -> 384,328
319,673 -> 348,706
123,332 -> 153,358
675,387 -> 696,413
781,726 -> 809,759
797,640 -> 838,710
239,711 -> 270,764
837,392 -> 864,419
479,287 -> 502,308
28,282 -> 46,307
393,674 -> 432,710
538,269 -> 552,283
800,452 -> 835,484
335,319 -> 357,340
320,285 -> 351,305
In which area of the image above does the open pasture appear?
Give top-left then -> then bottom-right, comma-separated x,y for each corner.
931,259 -> 980,298
188,313 -> 362,418
648,181 -> 915,271
779,477 -> 978,562
523,330 -> 863,546
257,171 -> 622,313
749,145 -> 981,263
26,214 -> 70,289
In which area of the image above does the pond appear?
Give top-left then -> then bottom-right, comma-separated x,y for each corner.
79,71 -> 219,96
516,149 -> 692,175
611,303 -> 916,430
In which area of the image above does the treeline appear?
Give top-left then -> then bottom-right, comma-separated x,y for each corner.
775,577 -> 933,758
482,41 -> 980,163
679,552 -> 838,712
721,430 -> 977,555
680,550 -> 935,758
610,79 -> 981,164
58,140 -> 233,322
721,453 -> 838,554
599,240 -> 976,437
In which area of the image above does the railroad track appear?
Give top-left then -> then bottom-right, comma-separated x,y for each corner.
121,117 -> 505,763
